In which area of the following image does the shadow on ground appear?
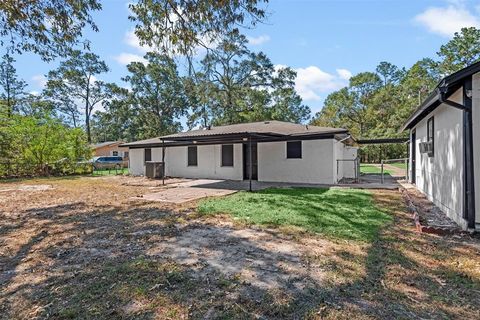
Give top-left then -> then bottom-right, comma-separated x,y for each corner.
0,181 -> 479,319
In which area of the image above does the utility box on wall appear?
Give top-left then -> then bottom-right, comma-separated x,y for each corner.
145,161 -> 164,179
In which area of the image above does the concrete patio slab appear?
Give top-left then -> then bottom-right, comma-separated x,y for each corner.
135,185 -> 237,204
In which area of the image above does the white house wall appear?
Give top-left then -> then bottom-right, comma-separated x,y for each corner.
162,144 -> 243,180
412,88 -> 465,228
129,139 -> 350,185
472,72 -> 480,226
129,148 -> 145,176
257,139 -> 336,184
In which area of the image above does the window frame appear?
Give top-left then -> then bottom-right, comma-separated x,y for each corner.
221,144 -> 234,167
286,141 -> 302,159
427,117 -> 434,157
112,151 -> 119,156
187,146 -> 198,166
144,148 -> 152,164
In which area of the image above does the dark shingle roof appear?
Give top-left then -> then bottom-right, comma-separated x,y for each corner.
161,121 -> 347,139
121,121 -> 349,148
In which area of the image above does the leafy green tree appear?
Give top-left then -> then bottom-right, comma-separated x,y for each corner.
123,52 -> 188,138
0,0 -> 101,61
91,85 -> 139,142
45,50 -> 110,142
0,53 -> 26,116
438,27 -> 480,75
129,0 -> 268,59
195,31 -> 310,125
376,61 -> 404,87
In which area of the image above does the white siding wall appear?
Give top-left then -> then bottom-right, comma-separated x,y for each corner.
472,72 -> 480,226
162,144 -> 243,180
412,88 -> 465,228
257,139 -> 336,184
129,148 -> 145,175
129,139 -> 350,185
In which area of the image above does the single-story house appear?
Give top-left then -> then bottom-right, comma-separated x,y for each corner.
121,121 -> 358,185
92,141 -> 129,160
402,61 -> 480,230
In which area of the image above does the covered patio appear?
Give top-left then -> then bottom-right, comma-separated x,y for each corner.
122,121 -> 356,190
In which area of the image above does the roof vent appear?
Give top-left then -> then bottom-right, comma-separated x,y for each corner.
305,125 -> 309,130
264,121 -> 270,124
206,125 -> 211,130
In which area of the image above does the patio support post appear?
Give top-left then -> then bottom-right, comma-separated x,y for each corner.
161,139 -> 165,185
249,135 -> 253,192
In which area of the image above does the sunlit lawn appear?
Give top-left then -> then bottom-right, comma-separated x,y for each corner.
360,164 -> 393,175
199,187 -> 392,242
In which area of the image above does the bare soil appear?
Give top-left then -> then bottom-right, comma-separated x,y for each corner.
0,176 -> 479,319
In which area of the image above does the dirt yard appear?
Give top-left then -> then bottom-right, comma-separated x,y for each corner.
0,176 -> 479,319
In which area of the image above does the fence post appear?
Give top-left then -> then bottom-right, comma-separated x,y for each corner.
381,160 -> 384,184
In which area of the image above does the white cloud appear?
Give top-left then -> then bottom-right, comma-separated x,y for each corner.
124,30 -> 152,53
414,2 -> 480,37
293,66 -> 350,101
247,35 -> 270,45
114,52 -> 147,65
336,69 -> 352,81
31,74 -> 47,88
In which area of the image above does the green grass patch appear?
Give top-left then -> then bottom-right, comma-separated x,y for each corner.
360,164 -> 393,175
92,168 -> 129,176
388,162 -> 407,170
198,188 -> 392,242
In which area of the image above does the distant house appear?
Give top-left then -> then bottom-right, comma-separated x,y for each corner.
92,141 -> 129,160
402,62 -> 480,230
121,121 -> 358,185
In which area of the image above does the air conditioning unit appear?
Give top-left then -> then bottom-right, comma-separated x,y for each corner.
145,161 -> 165,179
419,142 -> 433,157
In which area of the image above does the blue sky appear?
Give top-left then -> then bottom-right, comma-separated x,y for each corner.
11,0 -> 480,116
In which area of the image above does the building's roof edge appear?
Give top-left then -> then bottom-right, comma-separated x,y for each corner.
401,60 -> 480,131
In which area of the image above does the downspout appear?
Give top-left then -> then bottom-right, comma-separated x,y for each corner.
438,81 -> 476,229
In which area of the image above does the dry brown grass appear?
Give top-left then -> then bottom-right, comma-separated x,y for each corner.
0,176 -> 479,319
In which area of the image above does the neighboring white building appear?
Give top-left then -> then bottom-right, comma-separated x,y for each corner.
402,62 -> 480,230
122,121 -> 358,185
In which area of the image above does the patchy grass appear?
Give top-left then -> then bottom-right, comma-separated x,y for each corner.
198,188 -> 392,241
360,164 -> 393,175
1,176 -> 479,319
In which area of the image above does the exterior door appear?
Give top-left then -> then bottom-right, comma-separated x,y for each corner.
411,129 -> 416,184
243,143 -> 258,180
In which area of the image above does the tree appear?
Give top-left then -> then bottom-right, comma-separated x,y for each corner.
45,50 -> 110,142
193,31 -> 310,125
343,72 -> 382,136
0,0 -> 101,61
438,27 -> 480,75
91,85 -> 139,143
129,0 -> 268,60
375,61 -> 404,87
123,52 -> 188,138
0,53 -> 26,116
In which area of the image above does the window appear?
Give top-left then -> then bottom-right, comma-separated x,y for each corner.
144,148 -> 152,163
221,144 -> 234,166
112,151 -> 118,156
427,117 -> 434,157
287,141 -> 302,159
188,146 -> 198,166
124,151 -> 129,158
